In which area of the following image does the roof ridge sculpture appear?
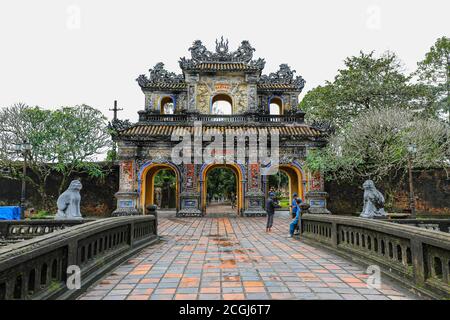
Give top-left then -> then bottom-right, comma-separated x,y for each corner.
179,37 -> 266,70
136,39 -> 305,92
137,62 -> 184,88
258,64 -> 306,91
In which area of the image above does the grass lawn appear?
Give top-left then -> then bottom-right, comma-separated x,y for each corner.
278,198 -> 290,208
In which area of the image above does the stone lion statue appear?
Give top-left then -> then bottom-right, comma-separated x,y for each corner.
360,180 -> 387,218
55,180 -> 83,220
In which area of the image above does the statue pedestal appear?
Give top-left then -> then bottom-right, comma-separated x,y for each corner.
177,192 -> 202,217
373,216 -> 388,220
305,191 -> 331,214
112,191 -> 140,216
243,192 -> 267,217
54,214 -> 83,221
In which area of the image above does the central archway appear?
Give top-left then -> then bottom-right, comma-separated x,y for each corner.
211,94 -> 233,115
201,163 -> 244,215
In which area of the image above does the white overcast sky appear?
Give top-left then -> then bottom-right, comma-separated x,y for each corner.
0,0 -> 448,122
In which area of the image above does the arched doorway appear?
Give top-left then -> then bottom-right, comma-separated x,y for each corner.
269,96 -> 283,115
201,163 -> 243,215
211,94 -> 233,115
153,169 -> 177,210
267,170 -> 290,209
206,167 -> 237,215
140,163 -> 179,213
266,164 -> 305,205
160,96 -> 175,114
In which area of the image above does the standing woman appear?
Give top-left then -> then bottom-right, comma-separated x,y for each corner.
290,193 -> 299,219
290,198 -> 302,237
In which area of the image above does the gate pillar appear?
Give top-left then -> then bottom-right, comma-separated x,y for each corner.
178,163 -> 202,217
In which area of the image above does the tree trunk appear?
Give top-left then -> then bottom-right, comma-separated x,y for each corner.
59,174 -> 68,196
446,54 -> 449,123
38,185 -> 52,212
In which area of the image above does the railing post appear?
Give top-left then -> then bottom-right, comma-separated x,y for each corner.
331,221 -> 338,248
67,240 -> 78,274
410,238 -> 425,286
146,205 -> 158,235
129,220 -> 135,248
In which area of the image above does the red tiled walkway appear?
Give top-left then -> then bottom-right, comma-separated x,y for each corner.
79,214 -> 417,300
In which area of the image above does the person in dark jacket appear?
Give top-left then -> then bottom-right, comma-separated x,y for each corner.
266,192 -> 281,232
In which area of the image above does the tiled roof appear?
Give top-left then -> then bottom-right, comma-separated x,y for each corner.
191,63 -> 261,72
141,82 -> 187,90
120,124 -> 322,138
257,83 -> 302,91
141,81 -> 301,92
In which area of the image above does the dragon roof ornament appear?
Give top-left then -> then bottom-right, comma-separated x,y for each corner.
259,64 -> 306,91
136,62 -> 184,87
179,37 -> 266,70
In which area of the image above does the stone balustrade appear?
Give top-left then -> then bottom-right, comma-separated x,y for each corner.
0,216 -> 158,300
390,219 -> 450,233
300,214 -> 450,299
137,112 -> 305,124
0,220 -> 91,241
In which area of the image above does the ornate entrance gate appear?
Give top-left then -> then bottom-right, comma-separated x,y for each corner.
111,38 -> 331,217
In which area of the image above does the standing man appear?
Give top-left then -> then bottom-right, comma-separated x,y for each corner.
266,192 -> 281,232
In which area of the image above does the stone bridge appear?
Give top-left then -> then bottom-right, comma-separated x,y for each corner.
78,213 -> 418,300
1,211 -> 449,300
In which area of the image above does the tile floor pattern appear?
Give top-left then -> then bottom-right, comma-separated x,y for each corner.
79,215 -> 417,300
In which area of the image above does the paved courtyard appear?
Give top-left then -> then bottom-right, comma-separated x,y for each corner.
79,213 -> 417,300
205,203 -> 238,216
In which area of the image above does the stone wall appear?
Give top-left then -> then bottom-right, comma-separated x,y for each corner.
2,165 -> 448,217
326,169 -> 450,216
0,164 -> 119,217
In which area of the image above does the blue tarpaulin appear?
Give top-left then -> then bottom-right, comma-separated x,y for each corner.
0,206 -> 21,220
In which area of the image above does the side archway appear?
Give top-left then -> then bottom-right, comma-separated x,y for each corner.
138,162 -> 180,214
269,96 -> 283,115
160,96 -> 175,114
266,162 -> 306,202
